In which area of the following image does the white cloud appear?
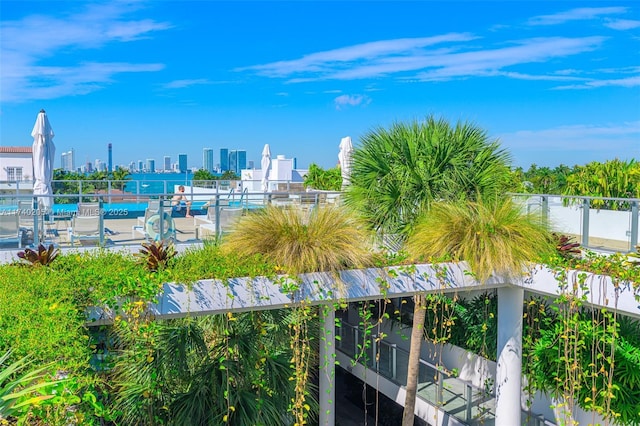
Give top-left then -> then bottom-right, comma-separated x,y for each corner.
1,2 -> 171,102
163,79 -> 210,89
334,94 -> 371,110
604,19 -> 640,30
500,121 -> 640,152
553,75 -> 640,90
527,7 -> 627,26
414,37 -> 604,82
237,33 -> 477,78
238,35 -> 606,85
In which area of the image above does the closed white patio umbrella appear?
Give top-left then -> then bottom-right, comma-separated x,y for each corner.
31,109 -> 56,210
338,136 -> 353,189
261,144 -> 271,192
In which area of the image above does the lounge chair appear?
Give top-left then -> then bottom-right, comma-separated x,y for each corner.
0,211 -> 24,248
68,202 -> 104,246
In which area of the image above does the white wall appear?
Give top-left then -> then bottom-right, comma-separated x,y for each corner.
523,196 -> 637,247
0,153 -> 33,181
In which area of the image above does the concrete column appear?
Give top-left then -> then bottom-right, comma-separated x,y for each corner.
495,286 -> 524,423
319,306 -> 336,426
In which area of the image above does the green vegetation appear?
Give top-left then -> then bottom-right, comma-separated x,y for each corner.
221,205 -> 375,275
303,163 -> 342,191
406,198 -> 554,282
52,168 -> 132,203
346,115 -> 512,236
192,168 -> 216,181
509,159 -> 640,207
3,114 -> 640,425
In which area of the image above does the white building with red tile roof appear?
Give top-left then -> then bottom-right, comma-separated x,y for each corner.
0,147 -> 34,193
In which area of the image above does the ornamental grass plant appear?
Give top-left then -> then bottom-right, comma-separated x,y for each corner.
405,197 -> 554,282
220,204 -> 375,275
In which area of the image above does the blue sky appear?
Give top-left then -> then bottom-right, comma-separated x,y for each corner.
1,1 -> 639,171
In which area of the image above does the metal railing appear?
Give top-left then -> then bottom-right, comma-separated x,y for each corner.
0,188 -> 342,251
0,186 -> 638,255
336,319 -> 555,425
510,193 -> 639,253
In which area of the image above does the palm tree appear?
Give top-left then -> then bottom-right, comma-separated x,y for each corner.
110,167 -> 132,190
345,115 -> 511,236
402,198 -> 552,425
110,312 -> 297,426
345,116 -> 512,424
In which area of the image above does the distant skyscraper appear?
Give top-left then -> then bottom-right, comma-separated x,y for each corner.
237,150 -> 246,174
220,148 -> 229,172
61,149 -> 75,172
203,148 -> 214,173
95,160 -> 108,172
178,154 -> 188,173
227,150 -> 247,175
129,161 -> 136,172
107,143 -> 113,173
164,156 -> 171,171
138,160 -> 144,172
248,160 -> 254,169
228,150 -> 237,175
146,159 -> 155,173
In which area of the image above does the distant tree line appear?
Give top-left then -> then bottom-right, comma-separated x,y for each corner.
510,159 -> 640,209
306,158 -> 639,210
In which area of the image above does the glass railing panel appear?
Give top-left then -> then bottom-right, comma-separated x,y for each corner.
377,341 -> 395,380
392,346 -> 409,387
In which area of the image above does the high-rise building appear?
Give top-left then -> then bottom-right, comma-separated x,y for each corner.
236,150 -> 247,175
129,161 -> 136,172
178,154 -> 188,173
248,160 -> 254,169
228,150 -> 237,175
220,148 -> 229,172
107,143 -> 113,173
138,160 -> 144,172
164,156 -> 171,171
203,148 -> 214,173
224,149 -> 247,175
61,149 -> 75,172
95,159 -> 106,172
146,159 -> 155,173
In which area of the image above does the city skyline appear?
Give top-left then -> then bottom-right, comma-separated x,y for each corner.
62,144 -> 257,174
1,2 -> 639,169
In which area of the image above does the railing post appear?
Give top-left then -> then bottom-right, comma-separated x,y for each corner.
582,198 -> 590,248
465,383 -> 473,421
630,200 -> 639,251
33,196 -> 40,246
391,344 -> 397,380
215,195 -> 221,237
99,198 -> 104,246
158,199 -> 164,242
541,195 -> 548,224
371,335 -> 377,370
436,370 -> 444,405
354,328 -> 359,356
78,181 -> 82,203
